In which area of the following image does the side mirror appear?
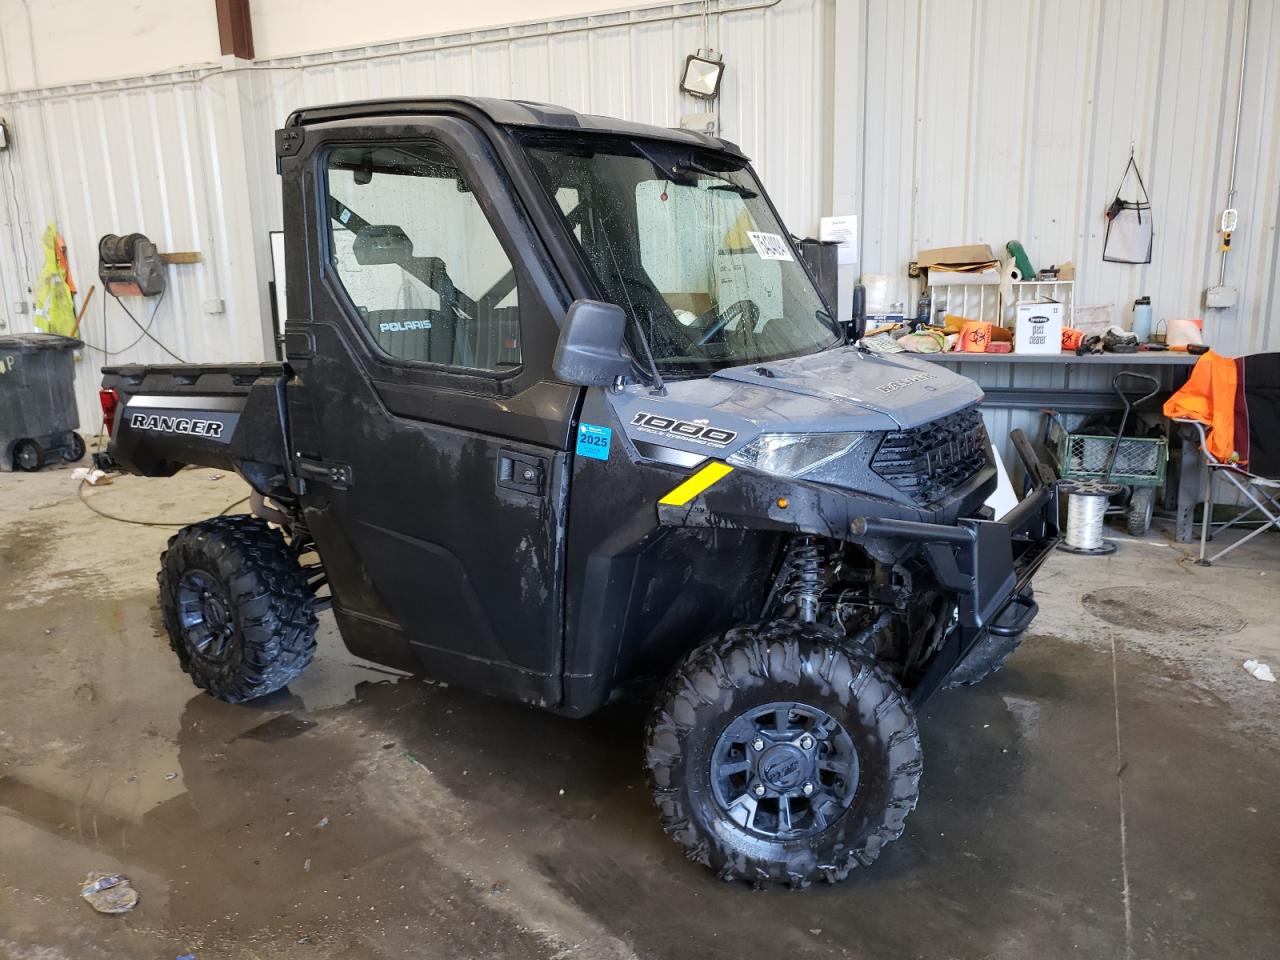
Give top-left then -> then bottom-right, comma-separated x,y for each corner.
848,283 -> 867,343
553,299 -> 632,387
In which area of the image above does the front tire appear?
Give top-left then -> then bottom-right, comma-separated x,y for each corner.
645,621 -> 922,887
159,516 -> 317,703
944,587 -> 1034,688
944,630 -> 1025,687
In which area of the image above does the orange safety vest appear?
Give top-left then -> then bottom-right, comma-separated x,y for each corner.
1163,351 -> 1238,462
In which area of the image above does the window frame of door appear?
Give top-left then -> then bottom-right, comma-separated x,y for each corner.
312,118 -> 566,399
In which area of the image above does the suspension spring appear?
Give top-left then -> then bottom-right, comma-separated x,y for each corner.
789,536 -> 823,623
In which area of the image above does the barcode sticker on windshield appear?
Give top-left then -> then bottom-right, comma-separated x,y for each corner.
746,231 -> 793,261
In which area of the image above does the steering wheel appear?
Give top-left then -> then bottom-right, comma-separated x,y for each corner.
696,299 -> 761,347
615,272 -> 693,355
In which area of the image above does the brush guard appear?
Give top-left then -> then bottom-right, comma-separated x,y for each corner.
850,429 -> 1060,705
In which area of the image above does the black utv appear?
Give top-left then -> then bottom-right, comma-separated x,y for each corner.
100,97 -> 1058,888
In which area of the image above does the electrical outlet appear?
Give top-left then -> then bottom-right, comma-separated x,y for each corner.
11,300 -> 27,314
1205,285 -> 1237,309
204,298 -> 226,314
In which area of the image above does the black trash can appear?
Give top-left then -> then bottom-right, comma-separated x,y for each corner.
0,333 -> 86,471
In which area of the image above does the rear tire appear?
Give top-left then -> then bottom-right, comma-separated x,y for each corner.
645,620 -> 922,887
159,516 -> 317,703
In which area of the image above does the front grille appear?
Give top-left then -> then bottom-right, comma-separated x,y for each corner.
871,406 -> 989,505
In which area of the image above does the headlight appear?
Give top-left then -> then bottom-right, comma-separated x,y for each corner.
726,432 -> 868,478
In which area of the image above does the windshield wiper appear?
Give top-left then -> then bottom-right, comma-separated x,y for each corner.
705,182 -> 758,199
599,233 -> 666,396
631,142 -> 756,198
631,141 -> 680,182
677,161 -> 757,198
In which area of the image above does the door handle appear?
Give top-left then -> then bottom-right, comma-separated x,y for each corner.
294,455 -> 353,491
497,450 -> 546,496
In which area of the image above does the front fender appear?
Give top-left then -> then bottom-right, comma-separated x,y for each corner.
655,458 -> 999,565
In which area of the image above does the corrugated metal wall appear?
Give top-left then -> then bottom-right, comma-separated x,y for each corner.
852,0 -> 1280,472
858,0 -> 1280,359
0,76 -> 237,423
0,0 -> 833,429
0,73 -> 272,430
246,0 -> 831,242
1,0 -> 1278,439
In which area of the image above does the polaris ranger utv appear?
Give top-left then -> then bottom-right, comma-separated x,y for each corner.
101,97 -> 1058,888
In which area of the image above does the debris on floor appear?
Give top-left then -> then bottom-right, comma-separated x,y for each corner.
71,467 -> 112,485
1243,659 -> 1277,683
80,872 -> 139,914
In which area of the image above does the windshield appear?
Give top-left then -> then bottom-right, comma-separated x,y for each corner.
522,136 -> 841,377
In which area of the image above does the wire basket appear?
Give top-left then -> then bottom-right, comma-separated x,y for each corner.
1046,417 -> 1167,487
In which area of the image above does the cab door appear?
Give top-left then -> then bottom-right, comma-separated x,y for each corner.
281,117 -> 580,704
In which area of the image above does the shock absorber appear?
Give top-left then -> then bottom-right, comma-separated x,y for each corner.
790,536 -> 823,623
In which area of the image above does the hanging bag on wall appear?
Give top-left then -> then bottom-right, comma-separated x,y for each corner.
1103,155 -> 1153,264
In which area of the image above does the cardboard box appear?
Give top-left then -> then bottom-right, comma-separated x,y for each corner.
927,264 -> 1001,285
1015,299 -> 1064,354
917,244 -> 1002,289
916,244 -> 996,269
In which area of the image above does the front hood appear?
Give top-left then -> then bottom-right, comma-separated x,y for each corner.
605,345 -> 985,466
708,348 -> 981,427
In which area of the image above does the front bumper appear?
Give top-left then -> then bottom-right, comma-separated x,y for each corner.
849,429 -> 1060,704
850,429 -> 1059,633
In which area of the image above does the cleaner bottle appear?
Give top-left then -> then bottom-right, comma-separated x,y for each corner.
1132,296 -> 1152,343
915,289 -> 932,330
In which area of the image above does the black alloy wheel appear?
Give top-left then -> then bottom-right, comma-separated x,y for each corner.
709,701 -> 858,841
176,569 -> 238,664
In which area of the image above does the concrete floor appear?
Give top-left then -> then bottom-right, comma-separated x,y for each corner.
1,458 -> 1278,960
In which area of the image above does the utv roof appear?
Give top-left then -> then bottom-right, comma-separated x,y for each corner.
282,96 -> 746,159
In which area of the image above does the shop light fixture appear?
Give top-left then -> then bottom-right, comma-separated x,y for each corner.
680,50 -> 725,100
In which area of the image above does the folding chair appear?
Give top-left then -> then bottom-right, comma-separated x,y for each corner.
1173,351 -> 1280,566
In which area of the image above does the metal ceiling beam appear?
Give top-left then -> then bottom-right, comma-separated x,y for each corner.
215,0 -> 254,60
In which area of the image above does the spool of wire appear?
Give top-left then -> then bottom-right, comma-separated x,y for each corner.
1058,480 -> 1122,556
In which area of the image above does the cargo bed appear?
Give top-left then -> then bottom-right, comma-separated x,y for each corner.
101,361 -> 287,398
100,362 -> 290,483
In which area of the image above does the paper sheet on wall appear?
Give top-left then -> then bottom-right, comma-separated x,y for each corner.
819,215 -> 858,265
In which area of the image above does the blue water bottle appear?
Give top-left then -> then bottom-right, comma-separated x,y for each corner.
1132,296 -> 1152,342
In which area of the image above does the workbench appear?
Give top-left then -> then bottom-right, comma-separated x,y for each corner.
917,351 -> 1200,541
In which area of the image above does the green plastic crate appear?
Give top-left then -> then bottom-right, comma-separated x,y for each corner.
1046,414 -> 1167,487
